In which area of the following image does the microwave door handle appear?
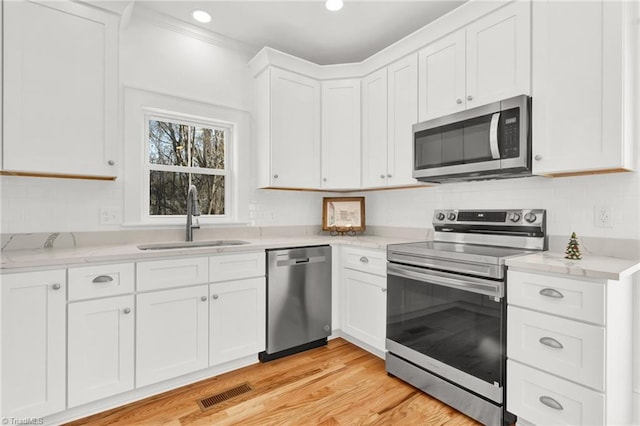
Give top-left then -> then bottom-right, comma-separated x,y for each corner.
489,112 -> 501,159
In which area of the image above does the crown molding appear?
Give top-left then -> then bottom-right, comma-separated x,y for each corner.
131,4 -> 259,58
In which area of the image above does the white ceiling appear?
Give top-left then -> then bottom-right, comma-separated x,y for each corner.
136,1 -> 467,65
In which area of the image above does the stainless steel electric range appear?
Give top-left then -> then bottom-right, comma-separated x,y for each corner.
386,209 -> 547,426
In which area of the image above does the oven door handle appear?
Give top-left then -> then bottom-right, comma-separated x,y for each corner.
387,263 -> 503,298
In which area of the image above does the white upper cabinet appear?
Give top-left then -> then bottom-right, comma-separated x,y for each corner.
2,0 -> 118,179
418,30 -> 466,122
419,0 -> 531,122
362,55 -> 418,188
362,68 -> 389,188
531,0 -> 635,176
256,67 -> 321,189
465,0 -> 531,108
321,79 -> 361,189
386,55 -> 419,187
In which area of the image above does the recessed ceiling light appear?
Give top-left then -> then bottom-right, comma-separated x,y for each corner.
192,10 -> 211,23
325,0 -> 343,12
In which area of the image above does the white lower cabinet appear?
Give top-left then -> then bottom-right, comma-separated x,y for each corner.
507,269 -> 633,425
209,277 -> 266,365
508,359 -> 605,426
136,285 -> 210,387
68,295 -> 135,407
1,270 -> 66,419
340,247 -> 387,355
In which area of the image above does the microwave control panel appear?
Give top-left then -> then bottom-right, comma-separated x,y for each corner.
499,107 -> 520,159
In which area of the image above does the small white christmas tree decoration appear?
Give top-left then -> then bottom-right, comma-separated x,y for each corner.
564,232 -> 582,260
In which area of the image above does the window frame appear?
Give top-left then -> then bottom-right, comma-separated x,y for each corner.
142,108 -> 233,224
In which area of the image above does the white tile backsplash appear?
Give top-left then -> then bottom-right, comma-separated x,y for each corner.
3,171 -> 639,240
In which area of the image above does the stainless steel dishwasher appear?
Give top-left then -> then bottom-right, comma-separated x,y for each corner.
259,245 -> 331,362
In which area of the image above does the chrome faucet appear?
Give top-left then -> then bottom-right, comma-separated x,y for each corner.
186,184 -> 200,242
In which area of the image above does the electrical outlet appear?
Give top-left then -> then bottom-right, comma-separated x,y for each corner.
100,207 -> 121,225
594,206 -> 613,228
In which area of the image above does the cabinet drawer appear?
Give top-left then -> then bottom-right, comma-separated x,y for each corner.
507,360 -> 604,426
507,306 -> 604,391
137,257 -> 209,291
209,252 -> 265,282
342,247 -> 386,276
508,270 -> 605,325
68,263 -> 134,301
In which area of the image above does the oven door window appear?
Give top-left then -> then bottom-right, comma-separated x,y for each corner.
387,273 -> 504,385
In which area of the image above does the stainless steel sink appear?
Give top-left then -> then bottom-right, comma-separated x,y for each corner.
137,240 -> 250,250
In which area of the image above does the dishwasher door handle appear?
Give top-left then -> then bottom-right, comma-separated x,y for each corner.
276,256 -> 327,267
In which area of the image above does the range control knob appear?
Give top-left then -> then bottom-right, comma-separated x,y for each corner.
447,212 -> 456,221
524,212 -> 537,223
436,212 -> 446,221
510,212 -> 521,222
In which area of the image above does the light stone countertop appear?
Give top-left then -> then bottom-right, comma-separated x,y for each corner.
0,235 -> 416,272
505,251 -> 640,281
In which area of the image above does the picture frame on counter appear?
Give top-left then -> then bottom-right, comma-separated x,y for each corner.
322,197 -> 365,235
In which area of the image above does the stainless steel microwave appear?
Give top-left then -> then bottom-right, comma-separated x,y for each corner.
412,95 -> 531,183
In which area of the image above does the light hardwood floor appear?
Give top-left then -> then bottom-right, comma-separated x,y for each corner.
66,338 -> 480,425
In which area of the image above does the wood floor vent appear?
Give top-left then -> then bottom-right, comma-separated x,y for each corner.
197,383 -> 253,411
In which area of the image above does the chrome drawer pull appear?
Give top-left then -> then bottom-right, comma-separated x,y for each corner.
359,256 -> 369,264
539,396 -> 563,411
539,336 -> 563,349
539,288 -> 564,298
92,275 -> 114,284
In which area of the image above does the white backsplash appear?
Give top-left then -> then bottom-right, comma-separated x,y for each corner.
3,172 -> 638,244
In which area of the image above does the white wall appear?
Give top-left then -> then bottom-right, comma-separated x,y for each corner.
0,16 -> 324,234
1,13 -> 639,239
357,172 -> 640,241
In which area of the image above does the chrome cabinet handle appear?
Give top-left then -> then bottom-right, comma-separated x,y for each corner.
387,174 -> 392,178
123,308 -> 131,314
535,155 -> 542,161
381,288 -> 387,293
323,178 -> 327,182
273,174 -> 279,179
456,98 -> 462,104
539,336 -> 563,349
51,283 -> 61,290
201,296 -> 207,302
212,294 -> 219,300
467,95 -> 473,101
359,256 -> 369,264
92,275 -> 114,284
539,288 -> 564,299
380,174 -> 385,179
539,396 -> 563,411
108,160 -> 115,166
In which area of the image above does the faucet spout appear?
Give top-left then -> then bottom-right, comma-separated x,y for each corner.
186,184 -> 201,242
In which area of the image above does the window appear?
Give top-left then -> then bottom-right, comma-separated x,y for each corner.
144,113 -> 231,219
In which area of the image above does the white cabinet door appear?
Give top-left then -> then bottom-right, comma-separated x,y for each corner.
361,68 -> 388,188
1,270 -> 66,418
262,67 -> 321,188
418,29 -> 466,122
209,277 -> 266,365
341,268 -> 387,352
466,0 -> 531,108
532,1 -> 629,175
3,0 -> 118,179
321,79 -> 361,189
387,54 -> 418,187
68,295 -> 134,407
136,285 -> 209,387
